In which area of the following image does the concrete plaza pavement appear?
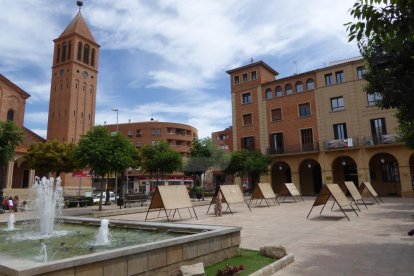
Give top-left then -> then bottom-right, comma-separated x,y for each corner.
113,197 -> 414,276
1,197 -> 413,275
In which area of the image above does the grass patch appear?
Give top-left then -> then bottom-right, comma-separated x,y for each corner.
205,249 -> 275,276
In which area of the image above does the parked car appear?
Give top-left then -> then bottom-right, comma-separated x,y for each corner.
93,191 -> 117,203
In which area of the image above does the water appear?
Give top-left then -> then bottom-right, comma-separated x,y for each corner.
7,214 -> 15,231
32,176 -> 64,235
0,223 -> 186,262
94,219 -> 110,245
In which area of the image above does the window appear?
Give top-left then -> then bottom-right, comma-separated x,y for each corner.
285,84 -> 292,95
56,46 -> 61,63
151,128 -> 161,137
61,42 -> 67,62
234,76 -> 240,84
243,113 -> 252,126
368,92 -> 382,106
335,71 -> 344,83
306,79 -> 315,90
370,118 -> 386,144
91,48 -> 95,67
298,103 -> 311,117
83,44 -> 90,64
77,42 -> 82,61
331,96 -> 344,111
128,130 -> 133,137
251,71 -> 257,80
242,92 -> 252,104
333,123 -> 348,139
325,73 -> 333,85
381,162 -> 400,182
220,144 -> 229,150
136,129 -> 142,137
275,86 -> 283,97
67,41 -> 71,60
242,73 -> 248,82
301,128 -> 314,150
271,108 -> 282,121
270,133 -> 284,154
7,110 -> 14,121
265,88 -> 273,99
295,81 -> 303,93
357,66 -> 365,79
241,136 -> 255,150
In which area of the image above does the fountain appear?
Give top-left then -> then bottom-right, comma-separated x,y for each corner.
93,219 -> 110,245
0,177 -> 241,275
7,214 -> 15,231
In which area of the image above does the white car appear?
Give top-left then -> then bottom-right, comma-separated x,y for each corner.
93,192 -> 116,203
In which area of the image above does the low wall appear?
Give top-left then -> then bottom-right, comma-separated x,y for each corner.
0,218 -> 241,276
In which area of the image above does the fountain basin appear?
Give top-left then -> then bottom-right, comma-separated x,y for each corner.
0,217 -> 241,276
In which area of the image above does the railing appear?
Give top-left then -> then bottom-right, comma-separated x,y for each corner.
324,137 -> 359,150
267,143 -> 319,155
363,134 -> 402,146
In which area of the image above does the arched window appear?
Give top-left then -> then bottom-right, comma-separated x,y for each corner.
306,79 -> 315,90
296,81 -> 303,92
7,109 -> 14,121
91,49 -> 95,67
61,42 -> 67,62
285,84 -> 292,95
265,88 -> 273,99
275,86 -> 283,97
67,41 -> 72,60
56,45 -> 61,63
83,44 -> 90,64
77,42 -> 83,61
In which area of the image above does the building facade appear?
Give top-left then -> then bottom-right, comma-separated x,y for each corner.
104,120 -> 198,194
228,58 -> 414,197
0,75 -> 44,198
212,126 -> 233,152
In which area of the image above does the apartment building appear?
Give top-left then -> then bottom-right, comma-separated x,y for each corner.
212,126 -> 233,152
104,120 -> 197,193
227,58 -> 414,197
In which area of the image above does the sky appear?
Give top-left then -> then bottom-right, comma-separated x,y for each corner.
0,0 -> 360,139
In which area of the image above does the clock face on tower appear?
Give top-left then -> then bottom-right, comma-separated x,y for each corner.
82,71 -> 89,79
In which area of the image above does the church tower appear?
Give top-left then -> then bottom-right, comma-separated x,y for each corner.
47,3 -> 99,143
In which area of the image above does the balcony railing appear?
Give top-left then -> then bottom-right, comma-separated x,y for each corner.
363,134 -> 402,146
267,143 -> 319,155
324,137 -> 359,150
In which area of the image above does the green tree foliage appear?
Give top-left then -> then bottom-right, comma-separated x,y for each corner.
139,141 -> 182,185
110,132 -> 140,195
27,140 -> 77,177
184,138 -> 230,186
0,121 -> 24,192
73,126 -> 114,210
224,149 -> 271,187
346,0 -> 414,147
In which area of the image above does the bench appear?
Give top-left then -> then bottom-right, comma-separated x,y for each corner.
124,194 -> 149,208
64,196 -> 89,208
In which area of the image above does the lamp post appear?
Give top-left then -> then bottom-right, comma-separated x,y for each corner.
112,108 -> 119,199
126,167 -> 132,195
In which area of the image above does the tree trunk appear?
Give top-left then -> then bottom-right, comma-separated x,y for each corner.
99,176 -> 104,211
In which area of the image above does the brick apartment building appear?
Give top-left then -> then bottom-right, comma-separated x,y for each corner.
212,126 -> 233,152
104,120 -> 197,193
227,58 -> 414,197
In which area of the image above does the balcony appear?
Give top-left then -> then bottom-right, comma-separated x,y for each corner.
364,134 -> 402,146
267,143 -> 319,155
324,137 -> 359,150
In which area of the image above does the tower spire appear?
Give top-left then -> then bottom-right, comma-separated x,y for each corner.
77,0 -> 83,12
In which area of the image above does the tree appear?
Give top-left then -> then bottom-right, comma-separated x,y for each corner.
139,141 -> 182,188
110,133 -> 140,196
26,140 -> 77,177
184,138 -> 214,186
73,126 -> 113,211
346,0 -> 414,147
0,121 -> 24,198
224,149 -> 271,188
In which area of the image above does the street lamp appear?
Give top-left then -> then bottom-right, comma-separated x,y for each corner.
112,108 -> 119,199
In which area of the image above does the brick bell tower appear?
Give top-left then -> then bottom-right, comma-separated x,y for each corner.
46,1 -> 100,192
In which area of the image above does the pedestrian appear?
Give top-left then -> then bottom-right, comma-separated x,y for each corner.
13,195 -> 19,212
214,192 -> 223,217
8,197 -> 14,212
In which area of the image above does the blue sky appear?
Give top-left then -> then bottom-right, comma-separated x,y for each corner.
0,0 -> 360,138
